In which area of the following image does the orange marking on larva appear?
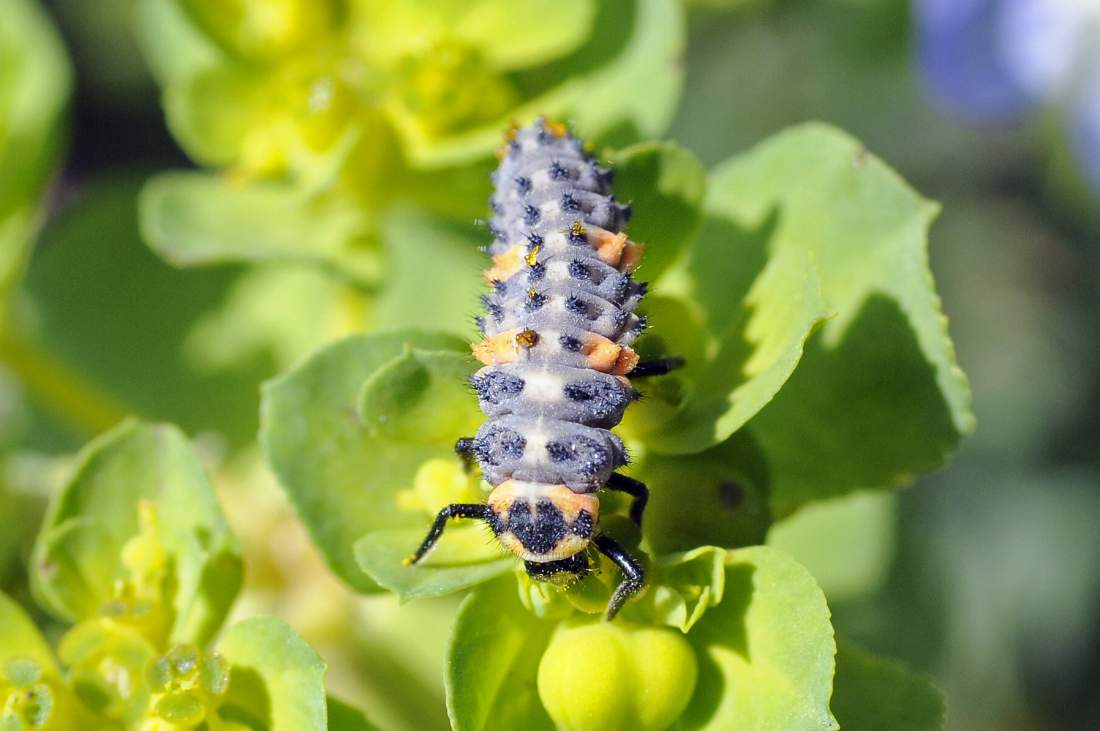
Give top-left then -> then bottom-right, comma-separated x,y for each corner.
619,241 -> 645,273
611,346 -> 640,375
483,245 -> 525,282
525,245 -> 541,266
504,120 -> 520,141
579,334 -> 624,372
472,330 -> 523,365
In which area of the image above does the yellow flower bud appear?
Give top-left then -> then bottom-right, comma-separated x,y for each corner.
537,620 -> 697,731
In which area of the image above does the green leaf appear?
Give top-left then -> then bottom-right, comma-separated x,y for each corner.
645,238 -> 829,453
17,175 -> 272,445
163,65 -> 265,166
135,0 -> 226,87
370,209 -> 487,338
30,420 -> 242,645
768,491 -> 896,602
177,0 -> 335,64
0,0 -> 71,312
652,123 -> 973,513
721,124 -> 973,513
139,171 -> 380,286
357,348 -> 481,443
682,546 -> 837,730
355,528 -> 511,601
260,331 -> 477,590
608,142 -> 706,281
352,0 -> 597,71
327,696 -> 381,731
830,639 -> 945,731
214,617 -> 328,731
0,591 -> 57,674
447,578 -> 556,731
633,431 -> 771,555
394,0 -> 684,167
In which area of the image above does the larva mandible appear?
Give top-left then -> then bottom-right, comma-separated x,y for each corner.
407,118 -> 683,619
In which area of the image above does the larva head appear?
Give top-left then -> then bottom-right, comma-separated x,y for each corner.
487,481 -> 598,570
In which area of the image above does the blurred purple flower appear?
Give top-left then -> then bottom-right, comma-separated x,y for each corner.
915,0 -> 1033,122
915,0 -> 1100,195
1069,71 -> 1100,194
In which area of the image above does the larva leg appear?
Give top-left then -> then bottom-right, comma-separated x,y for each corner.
454,436 -> 476,471
594,533 -> 646,620
606,473 -> 649,527
630,356 -> 685,377
406,504 -> 490,565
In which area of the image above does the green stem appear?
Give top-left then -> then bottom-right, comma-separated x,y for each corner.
0,326 -> 130,437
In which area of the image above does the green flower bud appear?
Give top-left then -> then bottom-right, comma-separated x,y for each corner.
2,659 -> 55,730
537,620 -> 697,731
58,619 -> 154,722
144,644 -> 229,726
396,459 -> 484,516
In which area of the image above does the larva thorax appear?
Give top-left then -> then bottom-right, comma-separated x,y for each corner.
470,118 -> 647,564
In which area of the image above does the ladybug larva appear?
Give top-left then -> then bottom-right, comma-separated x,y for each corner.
407,118 -> 683,619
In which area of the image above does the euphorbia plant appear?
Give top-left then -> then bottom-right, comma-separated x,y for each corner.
260,122 -> 972,729
136,0 -> 685,285
2,421 -> 374,730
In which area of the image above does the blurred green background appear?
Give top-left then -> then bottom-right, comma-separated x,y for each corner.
2,1 -> 1098,730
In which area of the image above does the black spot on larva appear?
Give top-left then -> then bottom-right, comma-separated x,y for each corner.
525,291 -> 548,312
526,231 -> 544,249
474,316 -> 486,335
632,315 -> 649,335
568,225 -> 587,245
527,261 -> 546,281
480,294 -> 503,323
477,294 -> 503,323
491,279 -> 506,294
473,425 -> 526,465
572,509 -> 594,537
470,371 -> 525,404
563,380 -> 634,420
559,334 -> 582,352
524,204 -> 540,225
561,192 -> 580,212
596,166 -> 614,187
564,295 -> 589,317
508,499 -> 568,554
545,435 -> 609,477
525,552 -> 588,580
489,198 -> 502,215
568,260 -> 590,279
548,160 -> 570,180
612,274 -> 632,300
486,507 -> 504,534
514,176 -> 532,194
